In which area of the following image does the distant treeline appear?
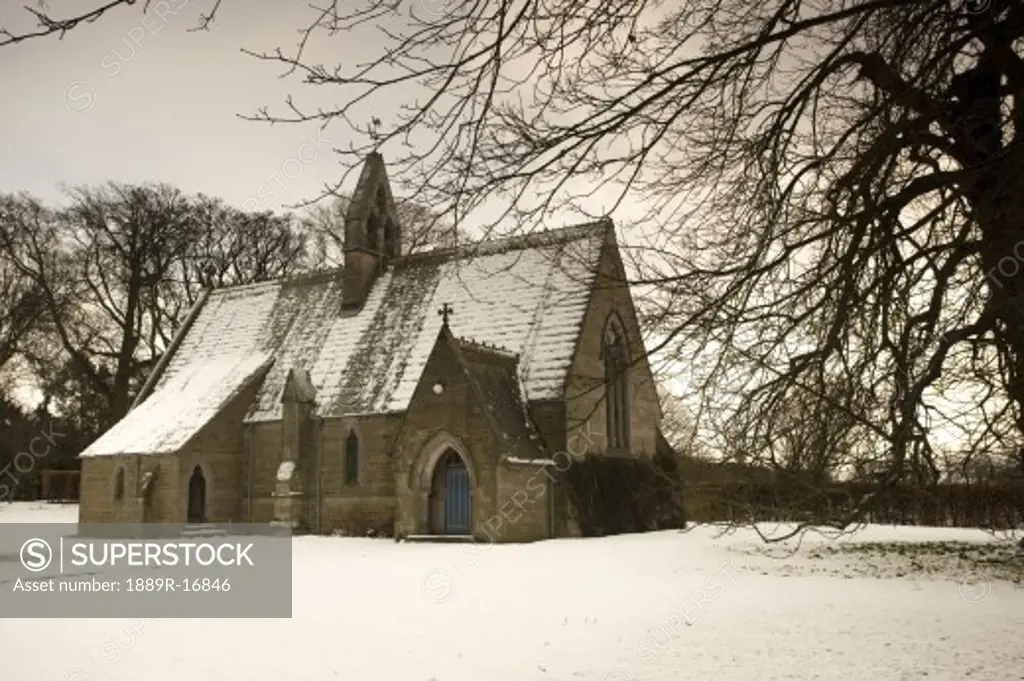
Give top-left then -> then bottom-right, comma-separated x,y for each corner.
685,480 -> 1024,530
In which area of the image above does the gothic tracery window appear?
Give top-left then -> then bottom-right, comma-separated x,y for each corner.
603,315 -> 630,449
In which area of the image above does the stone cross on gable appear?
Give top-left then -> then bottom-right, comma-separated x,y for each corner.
438,302 -> 454,326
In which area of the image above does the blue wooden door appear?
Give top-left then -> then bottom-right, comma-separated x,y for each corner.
444,463 -> 471,534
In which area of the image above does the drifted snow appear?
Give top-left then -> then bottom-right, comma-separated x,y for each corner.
81,353 -> 273,457
1,503 -> 1022,680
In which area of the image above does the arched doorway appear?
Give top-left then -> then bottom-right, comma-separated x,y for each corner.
187,466 -> 206,524
429,449 -> 471,535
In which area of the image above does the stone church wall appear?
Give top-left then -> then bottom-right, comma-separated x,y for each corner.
564,235 -> 661,459
79,454 -> 143,524
392,337 -> 500,538
245,420 -> 281,524
175,379 -> 263,524
77,231 -> 660,544
318,414 -> 399,536
78,376 -> 259,526
489,464 -> 552,541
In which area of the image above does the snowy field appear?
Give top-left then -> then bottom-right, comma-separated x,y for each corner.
1,502 -> 1023,681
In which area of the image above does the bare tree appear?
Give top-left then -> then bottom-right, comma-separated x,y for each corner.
0,239 -> 43,373
758,380 -> 864,486
0,185 -> 311,428
162,195 -> 310,335
8,0 -> 1024,531
940,445 -> 1024,485
656,387 -> 707,459
0,0 -> 223,47
1,184 -> 200,423
0,193 -> 81,395
274,0 -> 1021,532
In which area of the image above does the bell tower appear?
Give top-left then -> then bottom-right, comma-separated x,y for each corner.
342,152 -> 402,308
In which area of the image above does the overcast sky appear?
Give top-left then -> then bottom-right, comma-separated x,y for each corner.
1,0 -> 649,232
0,0 -> 395,214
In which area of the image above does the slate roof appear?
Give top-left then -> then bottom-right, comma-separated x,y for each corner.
80,353 -> 273,457
81,219 -> 609,457
448,334 -> 546,461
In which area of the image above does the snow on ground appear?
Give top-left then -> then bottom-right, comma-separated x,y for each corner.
1,502 -> 1023,681
0,501 -> 78,523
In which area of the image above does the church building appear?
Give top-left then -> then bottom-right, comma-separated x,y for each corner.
76,153 -> 668,542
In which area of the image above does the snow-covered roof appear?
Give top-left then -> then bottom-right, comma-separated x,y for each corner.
81,353 -> 273,457
82,219 -> 609,457
444,333 -> 546,461
250,220 -> 607,420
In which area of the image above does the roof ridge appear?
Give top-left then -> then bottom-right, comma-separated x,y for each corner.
207,278 -> 281,296
396,218 -> 611,267
207,218 -> 609,295
442,329 -> 545,458
441,328 -> 517,444
209,266 -> 344,296
278,267 -> 343,288
455,335 -> 519,361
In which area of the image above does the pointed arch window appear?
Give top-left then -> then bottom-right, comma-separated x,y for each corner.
345,430 -> 360,486
113,467 -> 125,501
603,315 -> 630,450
